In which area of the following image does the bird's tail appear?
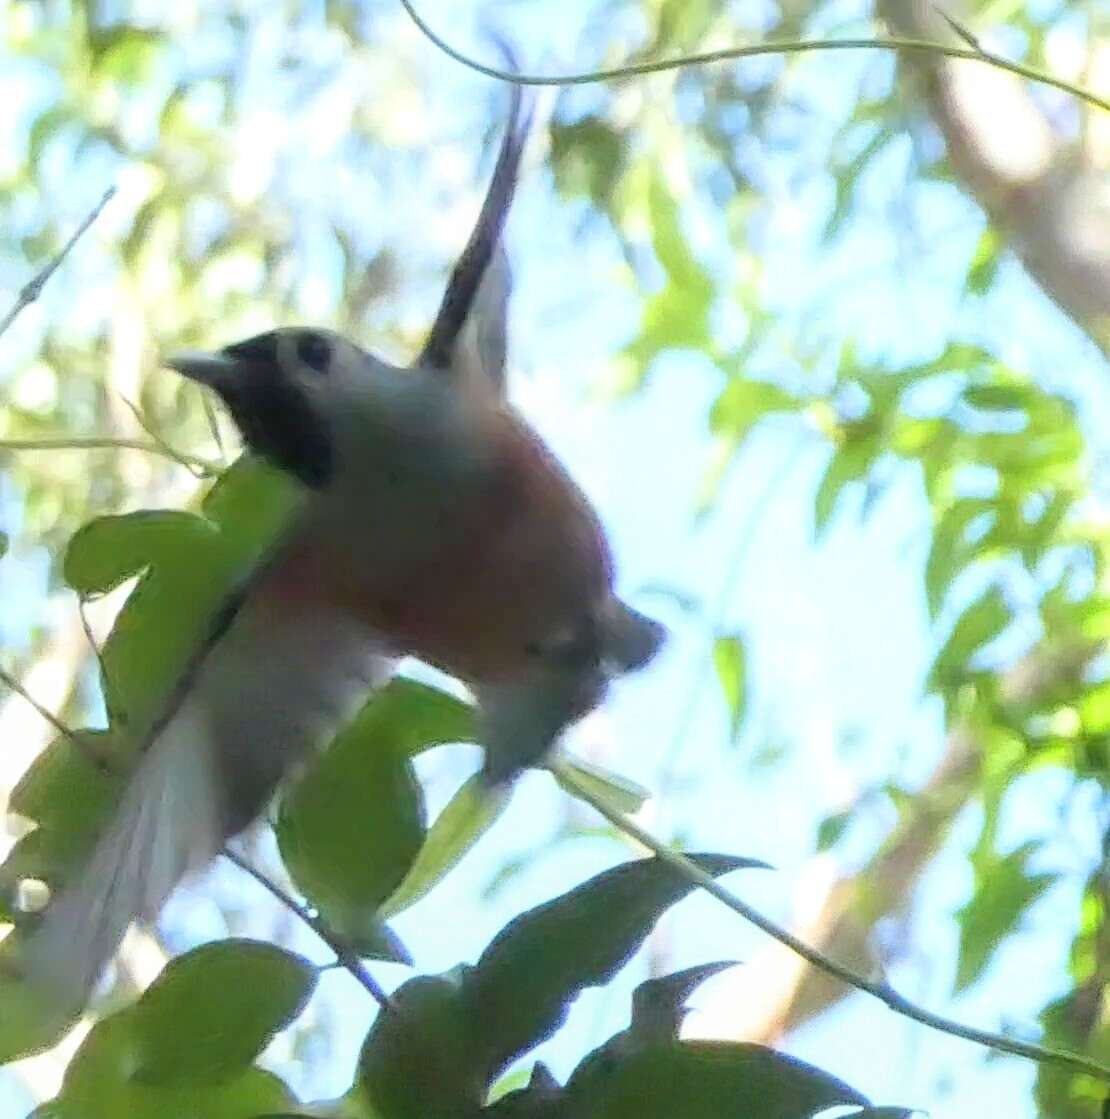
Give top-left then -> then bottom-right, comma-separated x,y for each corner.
16,702 -> 222,1015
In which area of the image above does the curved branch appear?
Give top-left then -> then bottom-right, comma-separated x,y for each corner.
552,755 -> 1110,1084
0,438 -> 220,476
0,187 -> 115,339
220,847 -> 393,1010
395,0 -> 1110,114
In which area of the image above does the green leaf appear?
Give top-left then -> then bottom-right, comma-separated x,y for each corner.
461,853 -> 765,1082
482,1086 -> 564,1117
487,1064 -> 550,1105
359,974 -> 482,1119
814,432 -> 880,538
127,939 -> 317,1084
277,681 -> 471,953
277,735 -> 423,956
628,961 -> 737,1043
620,174 -> 715,384
928,584 -> 1010,692
889,415 -> 958,459
646,175 -> 712,309
8,731 -> 117,833
338,678 -> 475,760
1034,874 -> 1110,1117
1020,488 -> 1072,568
924,499 -> 994,618
63,510 -> 216,598
42,1011 -> 294,1118
0,963 -> 79,1064
65,460 -> 301,740
28,107 -> 73,171
963,383 -> 1028,412
965,225 -> 1002,295
712,634 -> 746,743
825,125 -> 896,242
564,1040 -> 868,1119
709,378 -> 797,440
553,757 -> 651,816
200,457 -> 306,553
0,529 -> 8,559
0,733 -> 118,922
910,341 -> 997,378
955,843 -> 1058,992
653,0 -> 716,48
360,859 -> 762,1118
549,117 -> 626,210
88,27 -> 165,85
815,811 -> 852,852
379,775 -> 510,918
1077,681 -> 1110,735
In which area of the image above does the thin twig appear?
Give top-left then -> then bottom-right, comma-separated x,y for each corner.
76,596 -> 119,729
552,760 -> 1110,1085
0,437 -> 220,475
0,666 -> 81,746
200,392 -> 227,459
0,187 -> 116,339
219,847 -> 393,1010
396,0 -> 1110,115
118,394 -> 218,477
937,11 -> 985,54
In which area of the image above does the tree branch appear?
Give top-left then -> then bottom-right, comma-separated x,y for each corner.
0,187 -> 116,339
396,0 -> 1110,114
878,0 -> 1110,356
219,847 -> 393,1011
552,756 -> 1110,1085
0,437 -> 220,476
686,631 -> 1099,1045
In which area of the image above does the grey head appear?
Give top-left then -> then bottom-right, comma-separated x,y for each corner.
167,71 -> 535,487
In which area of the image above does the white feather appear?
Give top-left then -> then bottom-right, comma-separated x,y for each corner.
17,596 -> 391,1014
18,703 -> 220,1012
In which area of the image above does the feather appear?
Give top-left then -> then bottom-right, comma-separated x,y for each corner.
16,702 -> 221,1013
16,590 -> 391,1014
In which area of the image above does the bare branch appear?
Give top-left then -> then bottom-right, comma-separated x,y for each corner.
937,10 -> 984,52
396,0 -> 1110,114
219,847 -> 394,1011
0,437 -> 220,476
553,758 -> 1110,1085
0,666 -> 83,748
0,187 -> 116,339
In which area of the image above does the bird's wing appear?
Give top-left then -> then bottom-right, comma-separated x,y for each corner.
14,515 -> 392,1014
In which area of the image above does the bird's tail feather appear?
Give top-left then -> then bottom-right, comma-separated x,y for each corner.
17,703 -> 222,1013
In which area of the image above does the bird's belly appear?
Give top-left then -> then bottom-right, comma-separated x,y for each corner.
275,498 -> 607,683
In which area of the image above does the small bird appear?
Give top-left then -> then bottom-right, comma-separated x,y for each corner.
15,76 -> 664,1014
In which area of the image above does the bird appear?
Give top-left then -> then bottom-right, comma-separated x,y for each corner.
12,74 -> 664,1017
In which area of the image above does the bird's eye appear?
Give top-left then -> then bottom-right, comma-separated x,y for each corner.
296,332 -> 331,374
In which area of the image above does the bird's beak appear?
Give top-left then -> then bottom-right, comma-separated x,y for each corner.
164,350 -> 240,390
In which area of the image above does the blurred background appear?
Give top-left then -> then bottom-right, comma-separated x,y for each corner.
1,0 -> 1109,1115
